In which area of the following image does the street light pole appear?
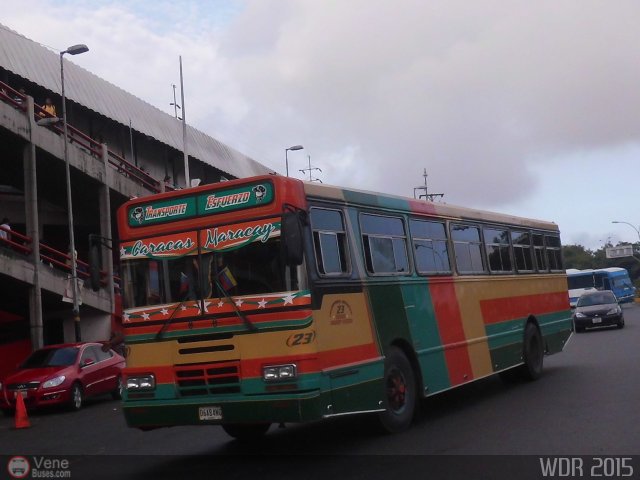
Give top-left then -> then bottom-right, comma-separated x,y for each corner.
611,221 -> 640,242
61,43 -> 89,342
285,145 -> 304,177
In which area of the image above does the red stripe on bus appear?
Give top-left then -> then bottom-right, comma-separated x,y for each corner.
408,199 -> 439,216
429,282 -> 474,385
123,310 -> 312,335
480,291 -> 569,325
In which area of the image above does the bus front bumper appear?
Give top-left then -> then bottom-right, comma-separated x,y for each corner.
122,390 -> 325,429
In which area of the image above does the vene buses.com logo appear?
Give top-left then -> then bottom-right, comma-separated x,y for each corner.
7,456 -> 30,479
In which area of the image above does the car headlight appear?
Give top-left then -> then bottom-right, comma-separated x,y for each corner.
42,376 -> 66,388
126,374 -> 155,391
607,307 -> 621,315
574,312 -> 586,319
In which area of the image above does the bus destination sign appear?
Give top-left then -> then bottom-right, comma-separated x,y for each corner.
128,182 -> 274,227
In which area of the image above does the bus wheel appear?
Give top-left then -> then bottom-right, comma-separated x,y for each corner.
222,423 -> 271,441
519,323 -> 544,381
378,346 -> 416,433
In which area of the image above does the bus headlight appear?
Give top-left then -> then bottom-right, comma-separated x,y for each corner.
126,374 -> 156,391
263,364 -> 297,382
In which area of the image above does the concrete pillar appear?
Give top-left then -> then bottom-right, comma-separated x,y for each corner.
100,144 -> 115,316
23,95 -> 43,349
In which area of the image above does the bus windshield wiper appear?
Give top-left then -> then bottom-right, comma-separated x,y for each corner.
155,299 -> 188,340
213,277 -> 258,332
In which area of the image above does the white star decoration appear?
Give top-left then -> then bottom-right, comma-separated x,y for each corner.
120,247 -> 126,257
123,313 -> 130,323
198,301 -> 211,314
258,299 -> 267,309
142,312 -> 150,320
160,308 -> 169,316
282,293 -> 296,305
217,301 -> 225,308
181,304 -> 188,311
235,298 -> 244,307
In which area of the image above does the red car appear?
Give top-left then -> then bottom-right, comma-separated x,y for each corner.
0,342 -> 125,413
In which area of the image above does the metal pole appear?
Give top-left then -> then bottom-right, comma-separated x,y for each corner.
61,51 -> 81,342
179,56 -> 190,187
129,118 -> 135,166
285,148 -> 289,177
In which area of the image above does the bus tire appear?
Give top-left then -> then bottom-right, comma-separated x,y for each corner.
222,423 -> 271,441
519,322 -> 544,381
378,346 -> 416,433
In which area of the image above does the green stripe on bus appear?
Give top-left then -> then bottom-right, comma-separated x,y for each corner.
400,283 -> 451,392
367,284 -> 411,354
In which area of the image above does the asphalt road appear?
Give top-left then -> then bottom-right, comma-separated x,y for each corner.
2,303 -> 639,479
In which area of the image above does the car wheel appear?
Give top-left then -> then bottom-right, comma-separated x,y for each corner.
111,376 -> 123,400
222,423 -> 271,441
518,322 -> 544,381
378,346 -> 417,433
617,316 -> 625,329
70,383 -> 83,411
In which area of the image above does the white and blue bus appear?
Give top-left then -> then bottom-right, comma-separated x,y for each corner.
567,267 -> 636,307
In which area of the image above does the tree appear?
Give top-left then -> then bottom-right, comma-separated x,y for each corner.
562,244 -> 597,270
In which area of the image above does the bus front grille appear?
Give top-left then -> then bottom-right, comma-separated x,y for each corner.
174,361 -> 241,397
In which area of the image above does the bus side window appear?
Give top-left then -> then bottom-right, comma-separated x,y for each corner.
310,208 -> 350,276
360,214 -> 409,275
483,227 -> 513,273
451,224 -> 485,274
511,230 -> 534,272
409,219 -> 450,274
544,235 -> 563,271
533,234 -> 547,272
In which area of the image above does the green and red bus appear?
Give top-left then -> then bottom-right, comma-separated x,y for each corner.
116,175 -> 572,438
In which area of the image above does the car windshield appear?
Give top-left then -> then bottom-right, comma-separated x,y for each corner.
21,347 -> 79,368
576,292 -> 617,307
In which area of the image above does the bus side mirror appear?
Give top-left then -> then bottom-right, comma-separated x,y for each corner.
281,210 -> 306,266
89,235 -> 101,292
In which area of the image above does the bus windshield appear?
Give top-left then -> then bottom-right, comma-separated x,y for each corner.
121,235 -> 304,309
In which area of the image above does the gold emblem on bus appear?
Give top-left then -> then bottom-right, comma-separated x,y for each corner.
329,300 -> 353,325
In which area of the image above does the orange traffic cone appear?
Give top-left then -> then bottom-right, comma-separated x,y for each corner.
14,393 -> 30,429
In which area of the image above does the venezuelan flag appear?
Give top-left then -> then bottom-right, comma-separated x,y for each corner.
217,266 -> 237,291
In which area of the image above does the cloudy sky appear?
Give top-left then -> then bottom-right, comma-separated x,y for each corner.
3,0 -> 640,249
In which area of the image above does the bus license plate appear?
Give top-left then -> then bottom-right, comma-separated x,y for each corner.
592,317 -> 602,324
199,406 -> 222,421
